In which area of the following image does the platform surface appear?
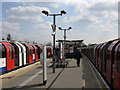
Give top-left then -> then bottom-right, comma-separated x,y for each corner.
1,55 -> 109,89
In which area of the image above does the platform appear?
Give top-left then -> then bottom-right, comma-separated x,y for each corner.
1,55 -> 109,89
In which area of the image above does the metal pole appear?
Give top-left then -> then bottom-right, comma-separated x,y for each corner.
63,29 -> 66,67
64,29 -> 66,40
43,46 -> 47,85
53,14 -> 56,73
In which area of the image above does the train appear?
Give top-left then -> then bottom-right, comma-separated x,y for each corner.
0,41 -> 53,74
81,39 -> 120,89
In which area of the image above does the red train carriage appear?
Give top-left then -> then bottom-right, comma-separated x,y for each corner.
1,42 -> 15,71
82,39 -> 120,89
114,43 -> 120,89
106,40 -> 120,86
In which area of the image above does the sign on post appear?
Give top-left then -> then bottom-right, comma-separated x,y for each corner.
51,24 -> 56,32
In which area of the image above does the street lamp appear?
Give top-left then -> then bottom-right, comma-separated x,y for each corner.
58,27 -> 72,67
42,10 -> 66,73
58,27 -> 72,40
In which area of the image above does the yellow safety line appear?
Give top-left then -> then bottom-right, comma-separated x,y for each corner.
88,61 -> 103,89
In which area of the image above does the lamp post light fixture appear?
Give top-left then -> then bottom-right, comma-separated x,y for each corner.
58,27 -> 72,41
58,27 -> 72,67
42,10 -> 66,73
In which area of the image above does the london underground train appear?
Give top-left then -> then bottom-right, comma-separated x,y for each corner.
0,41 -> 53,74
81,39 -> 120,89
0,42 -> 15,72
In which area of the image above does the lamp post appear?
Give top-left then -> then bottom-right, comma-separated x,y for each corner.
42,10 -> 66,73
58,27 -> 72,41
58,27 -> 72,67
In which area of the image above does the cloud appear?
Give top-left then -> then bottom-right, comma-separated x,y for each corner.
64,2 -> 117,22
63,2 -> 117,31
67,30 -> 88,40
34,22 -> 51,30
2,1 -> 118,44
61,1 -> 118,44
28,22 -> 53,43
7,6 -> 50,22
2,21 -> 22,40
88,22 -> 117,33
2,22 -> 21,33
89,2 -> 117,11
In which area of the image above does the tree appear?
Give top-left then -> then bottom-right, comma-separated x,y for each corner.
2,37 -> 5,40
6,33 -> 13,41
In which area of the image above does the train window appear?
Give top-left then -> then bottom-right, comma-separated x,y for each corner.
0,44 -> 6,58
8,45 -> 13,59
117,46 -> 120,73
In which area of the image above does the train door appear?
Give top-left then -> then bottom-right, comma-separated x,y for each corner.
114,43 -> 120,89
7,44 -> 15,70
0,43 -> 6,73
29,45 -> 33,63
11,43 -> 22,67
33,45 -> 38,61
11,43 -> 19,67
106,40 -> 119,86
35,45 -> 41,60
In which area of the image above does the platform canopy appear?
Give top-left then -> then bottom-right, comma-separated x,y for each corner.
56,40 -> 84,45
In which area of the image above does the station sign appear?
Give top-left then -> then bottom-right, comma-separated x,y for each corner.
51,24 -> 56,32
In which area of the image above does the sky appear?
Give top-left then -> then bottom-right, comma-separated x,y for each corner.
0,0 -> 119,45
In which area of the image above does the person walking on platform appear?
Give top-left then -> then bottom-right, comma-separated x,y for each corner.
74,47 -> 82,67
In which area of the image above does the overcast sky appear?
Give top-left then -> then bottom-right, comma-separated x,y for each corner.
1,0 -> 119,45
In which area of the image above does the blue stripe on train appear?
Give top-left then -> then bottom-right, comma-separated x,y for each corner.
0,67 -> 6,73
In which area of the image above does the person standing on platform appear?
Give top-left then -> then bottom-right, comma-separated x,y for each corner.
74,47 -> 82,67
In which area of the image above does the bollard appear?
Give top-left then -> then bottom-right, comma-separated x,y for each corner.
43,46 -> 47,85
